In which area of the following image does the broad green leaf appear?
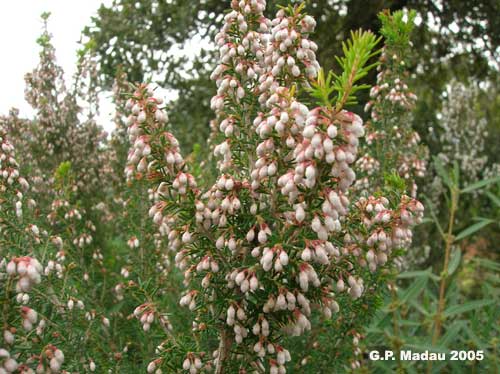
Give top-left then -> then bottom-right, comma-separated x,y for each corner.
397,269 -> 431,279
454,219 -> 493,242
440,320 -> 465,347
398,276 -> 427,304
463,325 -> 486,349
400,320 -> 423,327
443,299 -> 494,318
452,160 -> 460,186
423,195 -> 445,238
486,191 -> 500,207
409,299 -> 431,317
473,257 -> 500,272
397,268 -> 440,281
433,156 -> 453,188
461,176 -> 500,193
447,248 -> 461,275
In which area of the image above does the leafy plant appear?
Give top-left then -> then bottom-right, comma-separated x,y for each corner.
363,158 -> 500,373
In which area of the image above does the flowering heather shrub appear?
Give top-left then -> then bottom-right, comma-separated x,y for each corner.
0,15 -> 143,373
20,13 -> 109,209
359,10 -> 428,197
0,109 -> 34,173
107,69 -> 131,187
0,124 -> 68,373
436,80 -> 497,185
0,124 -> 33,244
0,3 -> 431,373
1,123 -> 124,373
123,2 -> 423,372
420,80 -> 500,219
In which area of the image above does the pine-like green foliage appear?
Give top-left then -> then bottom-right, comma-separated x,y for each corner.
309,30 -> 381,110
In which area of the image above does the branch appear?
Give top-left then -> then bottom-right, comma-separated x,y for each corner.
215,327 -> 233,374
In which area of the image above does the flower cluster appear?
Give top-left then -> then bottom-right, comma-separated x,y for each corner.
20,16 -> 109,209
133,303 -> 172,333
435,80 -> 496,186
357,11 -> 427,197
0,123 -> 30,221
122,2 -> 426,373
0,3 -> 432,374
124,87 -> 170,181
6,257 -> 43,294
347,195 -> 424,272
1,43 -> 130,374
